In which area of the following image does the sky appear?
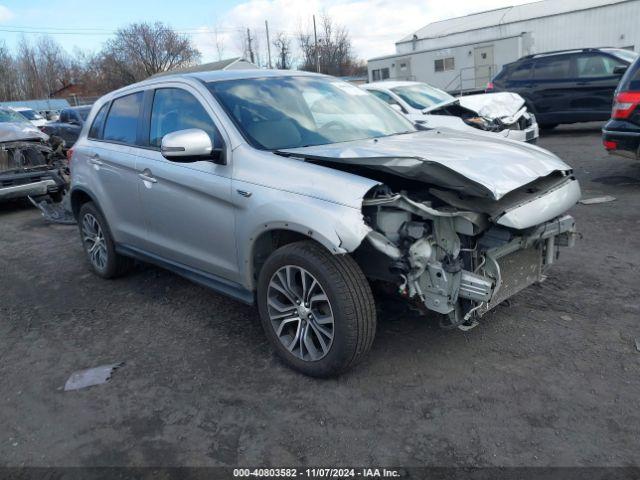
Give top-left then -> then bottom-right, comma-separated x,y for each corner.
0,0 -> 535,62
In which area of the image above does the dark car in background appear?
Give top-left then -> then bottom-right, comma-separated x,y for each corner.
488,48 -> 638,129
602,54 -> 640,160
41,106 -> 92,147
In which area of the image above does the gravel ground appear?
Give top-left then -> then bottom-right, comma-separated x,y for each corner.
0,123 -> 639,468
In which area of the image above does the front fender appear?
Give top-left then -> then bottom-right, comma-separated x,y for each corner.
235,183 -> 372,290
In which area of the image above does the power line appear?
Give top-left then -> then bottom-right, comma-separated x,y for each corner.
0,25 -> 399,39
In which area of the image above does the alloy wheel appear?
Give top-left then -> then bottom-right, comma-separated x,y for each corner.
81,213 -> 108,271
266,265 -> 335,361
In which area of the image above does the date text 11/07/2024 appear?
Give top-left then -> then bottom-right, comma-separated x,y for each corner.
233,468 -> 401,478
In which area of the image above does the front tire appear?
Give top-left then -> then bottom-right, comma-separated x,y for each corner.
78,202 -> 132,278
257,241 -> 376,377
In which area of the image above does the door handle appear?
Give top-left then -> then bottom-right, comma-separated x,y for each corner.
236,189 -> 252,197
138,173 -> 157,183
88,154 -> 103,166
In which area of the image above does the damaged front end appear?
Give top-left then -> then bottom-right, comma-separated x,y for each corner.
0,124 -> 73,221
279,129 -> 580,329
431,93 -> 536,137
0,122 -> 67,199
358,177 -> 578,328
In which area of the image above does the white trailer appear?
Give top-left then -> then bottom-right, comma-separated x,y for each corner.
368,0 -> 640,93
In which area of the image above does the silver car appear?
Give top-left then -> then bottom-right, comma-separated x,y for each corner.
70,70 -> 580,377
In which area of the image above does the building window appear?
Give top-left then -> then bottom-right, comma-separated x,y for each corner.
400,63 -> 407,72
435,57 -> 455,72
371,67 -> 391,82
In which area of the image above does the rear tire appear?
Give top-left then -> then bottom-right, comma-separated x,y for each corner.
257,241 -> 376,377
78,202 -> 132,278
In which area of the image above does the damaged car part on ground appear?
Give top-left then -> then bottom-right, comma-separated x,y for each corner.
70,70 -> 580,377
0,109 -> 69,204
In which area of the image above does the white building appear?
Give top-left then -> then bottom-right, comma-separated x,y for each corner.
367,0 -> 640,92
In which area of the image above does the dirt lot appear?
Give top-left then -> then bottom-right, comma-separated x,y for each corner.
1,123 -> 639,468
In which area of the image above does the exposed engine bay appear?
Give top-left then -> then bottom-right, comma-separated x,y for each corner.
0,135 -> 67,199
358,178 -> 577,329
0,123 -> 73,223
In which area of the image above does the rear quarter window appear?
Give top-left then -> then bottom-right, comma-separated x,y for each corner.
619,58 -> 640,91
88,104 -> 109,139
103,92 -> 143,145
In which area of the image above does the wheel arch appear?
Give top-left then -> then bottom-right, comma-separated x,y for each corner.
247,225 -> 343,291
70,187 -> 100,220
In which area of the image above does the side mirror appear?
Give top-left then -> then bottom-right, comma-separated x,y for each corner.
390,104 -> 404,113
613,65 -> 628,75
161,128 -> 224,164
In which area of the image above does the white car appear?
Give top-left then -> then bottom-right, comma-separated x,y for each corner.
9,107 -> 47,128
362,81 -> 539,144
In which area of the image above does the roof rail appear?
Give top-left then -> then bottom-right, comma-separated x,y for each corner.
522,47 -> 615,59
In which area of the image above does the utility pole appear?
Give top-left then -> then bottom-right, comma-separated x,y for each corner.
246,28 -> 255,64
313,14 -> 320,73
265,20 -> 272,69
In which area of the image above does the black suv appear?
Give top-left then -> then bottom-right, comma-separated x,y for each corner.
41,106 -> 92,147
488,48 -> 638,129
602,54 -> 640,160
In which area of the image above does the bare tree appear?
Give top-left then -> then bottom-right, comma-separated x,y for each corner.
272,32 -> 292,70
36,36 -> 70,96
298,14 -> 359,76
104,22 -> 200,82
212,25 -> 226,61
0,41 -> 21,101
0,23 -> 202,102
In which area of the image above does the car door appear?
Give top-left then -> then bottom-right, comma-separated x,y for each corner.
529,55 -> 577,124
81,92 -> 148,246
571,52 -> 627,120
134,85 -> 239,283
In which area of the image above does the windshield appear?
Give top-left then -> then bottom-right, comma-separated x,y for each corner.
604,48 -> 639,63
207,76 -> 415,150
391,84 -> 455,110
17,109 -> 44,121
0,109 -> 30,123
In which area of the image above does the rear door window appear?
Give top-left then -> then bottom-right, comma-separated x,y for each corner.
103,92 -> 143,145
508,62 -> 533,81
149,88 -> 220,148
534,56 -> 571,80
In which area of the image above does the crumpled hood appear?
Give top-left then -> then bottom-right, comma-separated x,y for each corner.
0,122 -> 49,143
457,92 -> 526,122
279,129 -> 571,201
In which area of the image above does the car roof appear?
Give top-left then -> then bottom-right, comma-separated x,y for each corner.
362,81 -> 422,89
103,69 -> 331,102
141,68 -> 324,87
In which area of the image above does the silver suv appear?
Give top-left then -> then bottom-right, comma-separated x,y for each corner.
70,70 -> 580,377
